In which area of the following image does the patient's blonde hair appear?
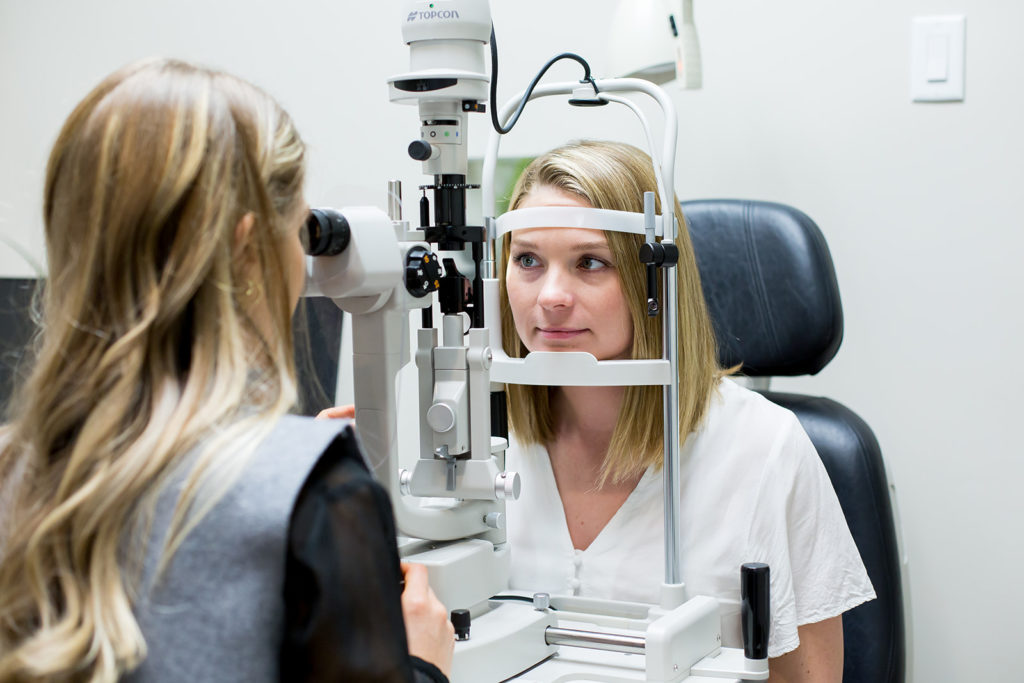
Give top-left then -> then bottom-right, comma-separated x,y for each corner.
499,140 -> 723,486
0,58 -> 305,682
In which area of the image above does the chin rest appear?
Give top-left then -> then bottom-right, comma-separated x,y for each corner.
683,199 -> 906,683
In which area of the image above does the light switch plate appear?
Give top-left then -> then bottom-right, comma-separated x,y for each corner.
911,15 -> 966,102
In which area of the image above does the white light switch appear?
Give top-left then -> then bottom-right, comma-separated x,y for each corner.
925,34 -> 949,82
911,16 -> 965,102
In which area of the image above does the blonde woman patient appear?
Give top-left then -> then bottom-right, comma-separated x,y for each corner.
0,59 -> 453,683
499,140 -> 876,683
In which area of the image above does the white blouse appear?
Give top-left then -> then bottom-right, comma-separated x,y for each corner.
506,378 -> 876,657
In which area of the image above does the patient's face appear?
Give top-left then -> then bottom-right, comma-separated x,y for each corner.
505,186 -> 633,361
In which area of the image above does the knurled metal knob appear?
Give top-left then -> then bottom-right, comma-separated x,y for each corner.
408,139 -> 434,161
405,246 -> 441,298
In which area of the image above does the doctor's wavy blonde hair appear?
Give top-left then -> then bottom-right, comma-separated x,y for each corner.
498,140 -> 724,486
0,58 -> 305,682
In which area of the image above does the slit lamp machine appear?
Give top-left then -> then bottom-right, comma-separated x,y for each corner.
303,1 -> 770,680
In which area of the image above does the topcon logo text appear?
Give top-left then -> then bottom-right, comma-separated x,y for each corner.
408,10 -> 461,21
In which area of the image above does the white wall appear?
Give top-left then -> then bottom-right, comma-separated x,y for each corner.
3,1 -> 1022,680
680,4 -> 1024,682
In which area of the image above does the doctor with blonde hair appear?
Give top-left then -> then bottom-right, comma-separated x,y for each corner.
0,58 -> 452,683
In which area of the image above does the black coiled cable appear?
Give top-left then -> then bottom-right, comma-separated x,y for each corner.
489,25 -> 600,135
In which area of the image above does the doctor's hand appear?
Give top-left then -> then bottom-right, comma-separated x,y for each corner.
316,404 -> 355,420
400,561 -> 455,677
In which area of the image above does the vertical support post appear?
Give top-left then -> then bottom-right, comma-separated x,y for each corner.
662,223 -> 683,593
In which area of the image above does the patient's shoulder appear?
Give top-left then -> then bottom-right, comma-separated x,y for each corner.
704,378 -> 802,437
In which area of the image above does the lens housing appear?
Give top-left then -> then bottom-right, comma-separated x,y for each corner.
305,208 -> 351,256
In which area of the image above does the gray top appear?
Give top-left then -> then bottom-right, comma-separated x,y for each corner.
126,414 -> 350,683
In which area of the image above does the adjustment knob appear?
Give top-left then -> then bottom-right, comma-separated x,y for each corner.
495,471 -> 522,500
405,246 -> 442,298
483,512 -> 505,529
408,139 -> 434,161
450,608 -> 471,641
426,402 -> 456,433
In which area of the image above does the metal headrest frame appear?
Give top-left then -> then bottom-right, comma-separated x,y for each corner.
482,78 -> 690,598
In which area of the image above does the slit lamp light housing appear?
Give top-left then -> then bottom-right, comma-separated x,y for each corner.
608,0 -> 702,89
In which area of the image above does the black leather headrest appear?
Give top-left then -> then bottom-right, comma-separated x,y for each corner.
682,200 -> 843,376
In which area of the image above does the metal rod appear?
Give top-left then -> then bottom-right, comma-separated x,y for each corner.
545,627 -> 646,656
663,239 -> 682,586
483,216 -> 496,279
643,191 -> 656,242
387,180 -> 402,221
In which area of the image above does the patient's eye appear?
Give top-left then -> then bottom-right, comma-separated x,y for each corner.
513,253 -> 539,268
579,256 -> 609,271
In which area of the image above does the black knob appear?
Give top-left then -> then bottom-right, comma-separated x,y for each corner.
408,139 -> 434,161
638,241 -> 664,265
404,246 -> 442,298
450,608 -> 471,641
741,562 -> 770,660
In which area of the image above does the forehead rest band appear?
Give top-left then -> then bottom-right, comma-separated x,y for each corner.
496,206 -> 664,238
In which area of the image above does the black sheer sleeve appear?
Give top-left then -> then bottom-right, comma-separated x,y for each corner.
280,426 -> 448,683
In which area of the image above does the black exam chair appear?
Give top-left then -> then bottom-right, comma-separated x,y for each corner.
683,199 -> 907,683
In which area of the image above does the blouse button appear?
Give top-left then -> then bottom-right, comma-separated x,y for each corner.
573,555 -> 583,568
569,578 -> 581,591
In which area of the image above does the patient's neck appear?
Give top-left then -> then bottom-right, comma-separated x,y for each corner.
550,385 -> 623,460
547,385 -> 641,551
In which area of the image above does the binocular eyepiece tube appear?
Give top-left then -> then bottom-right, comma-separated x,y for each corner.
305,208 -> 352,256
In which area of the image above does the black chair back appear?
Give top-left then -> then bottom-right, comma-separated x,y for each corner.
684,199 -> 906,683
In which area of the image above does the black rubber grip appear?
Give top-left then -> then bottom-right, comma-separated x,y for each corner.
741,562 -> 770,660
450,608 -> 471,641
